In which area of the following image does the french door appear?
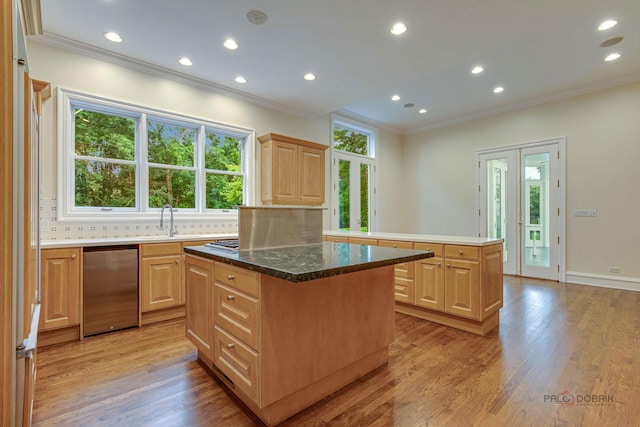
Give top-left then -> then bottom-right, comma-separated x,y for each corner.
477,139 -> 565,280
331,152 -> 375,231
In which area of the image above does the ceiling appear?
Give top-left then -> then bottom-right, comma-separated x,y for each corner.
35,0 -> 640,134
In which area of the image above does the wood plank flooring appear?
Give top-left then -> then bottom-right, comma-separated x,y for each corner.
32,276 -> 640,426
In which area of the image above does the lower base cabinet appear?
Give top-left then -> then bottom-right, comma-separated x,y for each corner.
325,236 -> 504,335
185,253 -> 395,426
400,242 -> 503,335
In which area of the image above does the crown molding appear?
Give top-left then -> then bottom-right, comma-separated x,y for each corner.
30,33 -> 320,121
334,109 -> 403,135
405,72 -> 640,135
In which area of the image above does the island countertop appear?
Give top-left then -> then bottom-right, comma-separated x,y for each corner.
184,242 -> 433,283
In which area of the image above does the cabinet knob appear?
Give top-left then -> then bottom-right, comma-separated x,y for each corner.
458,250 -> 464,255
447,264 -> 451,268
227,274 -> 235,280
227,343 -> 235,349
226,295 -> 235,301
437,263 -> 441,267
175,259 -> 179,264
71,254 -> 77,259
392,245 -> 397,248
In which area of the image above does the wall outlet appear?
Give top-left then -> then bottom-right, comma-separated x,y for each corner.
608,267 -> 621,273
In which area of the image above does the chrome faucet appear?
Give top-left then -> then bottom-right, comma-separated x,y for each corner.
159,203 -> 178,237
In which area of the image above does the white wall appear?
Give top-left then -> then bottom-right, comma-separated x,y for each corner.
403,80 -> 640,283
26,40 -> 405,238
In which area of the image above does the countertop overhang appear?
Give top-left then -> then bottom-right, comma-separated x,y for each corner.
323,230 -> 503,246
184,242 -> 434,283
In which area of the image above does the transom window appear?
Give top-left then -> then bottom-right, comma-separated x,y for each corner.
59,88 -> 253,219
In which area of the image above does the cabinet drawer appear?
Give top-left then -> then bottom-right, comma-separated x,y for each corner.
414,242 -> 444,257
348,237 -> 378,246
215,262 -> 260,297
394,277 -> 414,303
378,239 -> 413,250
214,283 -> 260,350
140,242 -> 182,257
325,235 -> 349,243
445,245 -> 480,260
214,326 -> 259,403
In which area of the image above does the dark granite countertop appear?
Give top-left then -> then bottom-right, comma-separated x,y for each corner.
184,242 -> 434,283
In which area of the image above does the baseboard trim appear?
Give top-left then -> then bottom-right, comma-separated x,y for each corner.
565,271 -> 640,292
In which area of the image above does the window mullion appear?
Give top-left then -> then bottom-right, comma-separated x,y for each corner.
139,113 -> 148,212
197,125 -> 205,213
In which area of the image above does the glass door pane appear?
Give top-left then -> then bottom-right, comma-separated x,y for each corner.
359,163 -> 370,232
478,151 -> 518,275
523,152 -> 550,268
338,159 -> 351,230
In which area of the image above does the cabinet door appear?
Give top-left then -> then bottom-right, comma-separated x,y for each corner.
140,255 -> 183,311
444,259 -> 480,319
298,145 -> 325,205
414,257 -> 444,311
185,255 -> 213,359
40,248 -> 80,331
272,141 -> 298,204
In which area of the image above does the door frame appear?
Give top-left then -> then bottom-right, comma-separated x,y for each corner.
475,137 -> 566,281
331,150 -> 376,231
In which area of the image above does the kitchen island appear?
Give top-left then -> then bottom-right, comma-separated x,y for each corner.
183,242 -> 433,426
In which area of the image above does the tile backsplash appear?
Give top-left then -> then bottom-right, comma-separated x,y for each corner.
40,198 -> 238,241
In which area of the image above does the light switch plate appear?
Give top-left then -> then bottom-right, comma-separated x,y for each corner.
573,209 -> 597,217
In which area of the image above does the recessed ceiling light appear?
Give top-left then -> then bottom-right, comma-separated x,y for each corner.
471,66 -> 484,74
103,32 -> 123,43
390,22 -> 407,35
235,76 -> 247,84
418,109 -> 427,114
604,52 -> 621,62
304,73 -> 316,81
391,95 -> 401,101
598,20 -> 618,31
493,86 -> 504,94
178,57 -> 193,66
224,38 -> 239,50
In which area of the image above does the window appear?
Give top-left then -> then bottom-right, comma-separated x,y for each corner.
59,88 -> 253,219
330,115 -> 377,231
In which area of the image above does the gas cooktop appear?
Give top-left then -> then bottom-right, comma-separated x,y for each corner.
205,239 -> 240,251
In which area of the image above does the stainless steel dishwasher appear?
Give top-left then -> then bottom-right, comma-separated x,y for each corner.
83,245 -> 139,337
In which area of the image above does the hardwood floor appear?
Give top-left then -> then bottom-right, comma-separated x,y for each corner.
33,276 -> 640,426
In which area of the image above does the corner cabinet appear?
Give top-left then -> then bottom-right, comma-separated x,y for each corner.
258,133 -> 328,205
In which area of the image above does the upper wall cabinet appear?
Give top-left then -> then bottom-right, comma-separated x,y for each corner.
258,133 -> 328,206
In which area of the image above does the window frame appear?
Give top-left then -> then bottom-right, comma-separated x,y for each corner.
57,87 -> 255,221
330,114 -> 378,231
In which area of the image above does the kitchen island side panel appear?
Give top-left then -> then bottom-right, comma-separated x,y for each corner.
259,266 -> 395,407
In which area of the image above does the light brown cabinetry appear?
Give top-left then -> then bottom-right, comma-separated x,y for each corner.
185,254 -> 396,426
258,133 -> 328,205
378,240 -> 415,303
212,262 -> 261,401
39,248 -> 81,332
139,241 -> 215,325
407,242 -> 503,335
140,243 -> 183,314
185,254 -> 214,360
